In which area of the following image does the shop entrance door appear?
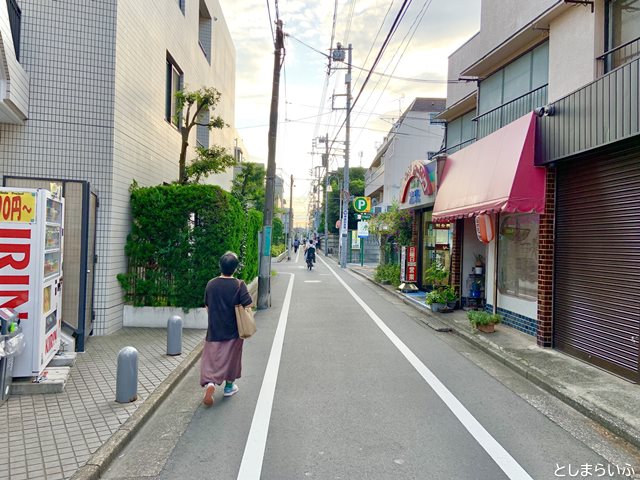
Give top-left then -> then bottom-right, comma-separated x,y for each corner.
554,154 -> 640,382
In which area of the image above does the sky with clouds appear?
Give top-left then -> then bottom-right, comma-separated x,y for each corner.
219,0 -> 481,227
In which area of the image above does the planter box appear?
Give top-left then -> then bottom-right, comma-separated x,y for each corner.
123,306 -> 208,329
123,278 -> 259,329
477,323 -> 496,333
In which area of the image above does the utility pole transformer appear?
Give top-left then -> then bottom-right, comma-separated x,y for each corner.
258,20 -> 284,309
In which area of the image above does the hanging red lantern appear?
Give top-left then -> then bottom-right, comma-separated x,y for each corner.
475,214 -> 495,244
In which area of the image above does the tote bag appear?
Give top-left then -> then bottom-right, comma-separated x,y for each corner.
235,281 -> 256,339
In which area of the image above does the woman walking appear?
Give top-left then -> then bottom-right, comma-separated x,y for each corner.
201,251 -> 252,406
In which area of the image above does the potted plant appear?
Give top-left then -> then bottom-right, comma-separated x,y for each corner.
474,254 -> 485,275
426,290 -> 447,312
442,286 -> 458,309
424,263 -> 448,289
467,310 -> 501,333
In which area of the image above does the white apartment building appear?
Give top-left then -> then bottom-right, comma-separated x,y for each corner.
0,0 -> 236,345
364,98 -> 445,212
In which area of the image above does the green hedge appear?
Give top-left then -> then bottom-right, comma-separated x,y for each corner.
240,209 -> 262,282
117,184 -> 247,308
271,244 -> 286,257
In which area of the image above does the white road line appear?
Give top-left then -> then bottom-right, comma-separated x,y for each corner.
317,256 -> 534,480
295,248 -> 300,263
237,273 -> 295,480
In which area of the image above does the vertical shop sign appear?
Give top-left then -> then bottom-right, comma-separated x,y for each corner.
407,246 -> 417,282
400,246 -> 407,282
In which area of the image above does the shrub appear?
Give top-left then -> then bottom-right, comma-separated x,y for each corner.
238,209 -> 262,282
272,217 -> 284,245
271,244 -> 286,257
467,310 -> 502,327
374,263 -> 401,287
117,184 -> 245,308
426,290 -> 447,305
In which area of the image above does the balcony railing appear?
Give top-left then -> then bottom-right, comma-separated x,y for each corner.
7,0 -> 21,61
365,164 -> 384,185
597,36 -> 640,76
536,56 -> 640,165
475,85 -> 548,139
443,138 -> 475,155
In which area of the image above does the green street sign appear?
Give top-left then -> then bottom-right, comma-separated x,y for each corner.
353,196 -> 371,213
361,213 -> 371,220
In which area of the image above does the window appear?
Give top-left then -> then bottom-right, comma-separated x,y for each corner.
605,0 -> 640,70
445,109 -> 476,151
199,0 -> 212,62
478,42 -> 549,115
177,0 -> 185,14
196,109 -> 209,148
165,55 -> 183,128
498,213 -> 539,300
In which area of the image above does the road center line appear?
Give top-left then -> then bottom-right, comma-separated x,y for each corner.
317,256 -> 533,480
237,273 -> 295,480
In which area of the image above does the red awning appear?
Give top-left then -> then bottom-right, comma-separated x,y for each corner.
432,112 -> 545,221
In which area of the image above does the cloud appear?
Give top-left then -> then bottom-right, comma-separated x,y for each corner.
219,0 -> 480,220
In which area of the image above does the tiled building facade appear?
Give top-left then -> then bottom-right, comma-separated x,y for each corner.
0,0 -> 236,335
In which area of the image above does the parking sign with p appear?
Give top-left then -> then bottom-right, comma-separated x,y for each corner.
353,196 -> 371,213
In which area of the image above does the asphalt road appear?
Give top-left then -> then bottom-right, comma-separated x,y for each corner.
104,252 -> 636,480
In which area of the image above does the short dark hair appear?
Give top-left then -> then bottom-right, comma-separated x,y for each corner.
219,251 -> 240,276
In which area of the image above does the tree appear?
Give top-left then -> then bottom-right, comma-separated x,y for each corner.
272,217 -> 284,245
174,87 -> 237,184
323,167 -> 367,233
231,162 -> 266,211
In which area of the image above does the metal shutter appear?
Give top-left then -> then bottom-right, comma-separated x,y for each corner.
554,154 -> 640,382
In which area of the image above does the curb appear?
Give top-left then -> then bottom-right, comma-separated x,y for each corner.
348,267 -> 640,451
70,341 -> 204,480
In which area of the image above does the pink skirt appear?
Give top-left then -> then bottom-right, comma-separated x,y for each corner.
200,338 -> 244,386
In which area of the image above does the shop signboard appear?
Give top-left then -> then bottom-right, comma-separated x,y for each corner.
406,246 -> 417,282
399,160 -> 438,209
400,246 -> 407,281
0,189 -> 64,377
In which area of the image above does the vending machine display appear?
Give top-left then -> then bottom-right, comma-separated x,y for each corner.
0,188 -> 64,377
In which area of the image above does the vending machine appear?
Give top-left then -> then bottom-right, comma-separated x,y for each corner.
0,188 -> 64,377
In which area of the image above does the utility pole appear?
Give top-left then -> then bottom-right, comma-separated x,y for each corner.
258,19 -> 284,310
323,133 -> 330,256
288,174 -> 294,259
336,43 -> 352,269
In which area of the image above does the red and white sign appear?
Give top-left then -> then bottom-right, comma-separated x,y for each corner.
0,188 -> 63,377
406,246 -> 417,282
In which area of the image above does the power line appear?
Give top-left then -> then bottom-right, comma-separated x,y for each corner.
265,0 -> 275,44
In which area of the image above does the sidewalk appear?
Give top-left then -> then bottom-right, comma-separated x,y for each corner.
348,264 -> 640,451
0,328 -> 204,480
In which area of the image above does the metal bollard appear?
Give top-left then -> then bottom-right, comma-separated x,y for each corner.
166,315 -> 183,356
115,346 -> 138,403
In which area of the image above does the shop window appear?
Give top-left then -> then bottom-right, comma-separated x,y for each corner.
498,213 -> 539,300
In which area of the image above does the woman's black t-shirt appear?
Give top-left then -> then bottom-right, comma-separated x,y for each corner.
204,277 -> 252,341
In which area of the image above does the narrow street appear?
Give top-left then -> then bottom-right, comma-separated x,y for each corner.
104,253 -> 637,480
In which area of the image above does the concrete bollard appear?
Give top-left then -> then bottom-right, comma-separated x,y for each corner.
115,346 -> 138,403
166,315 -> 183,356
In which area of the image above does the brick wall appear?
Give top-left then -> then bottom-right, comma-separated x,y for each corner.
451,219 -> 463,297
537,168 -> 555,347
